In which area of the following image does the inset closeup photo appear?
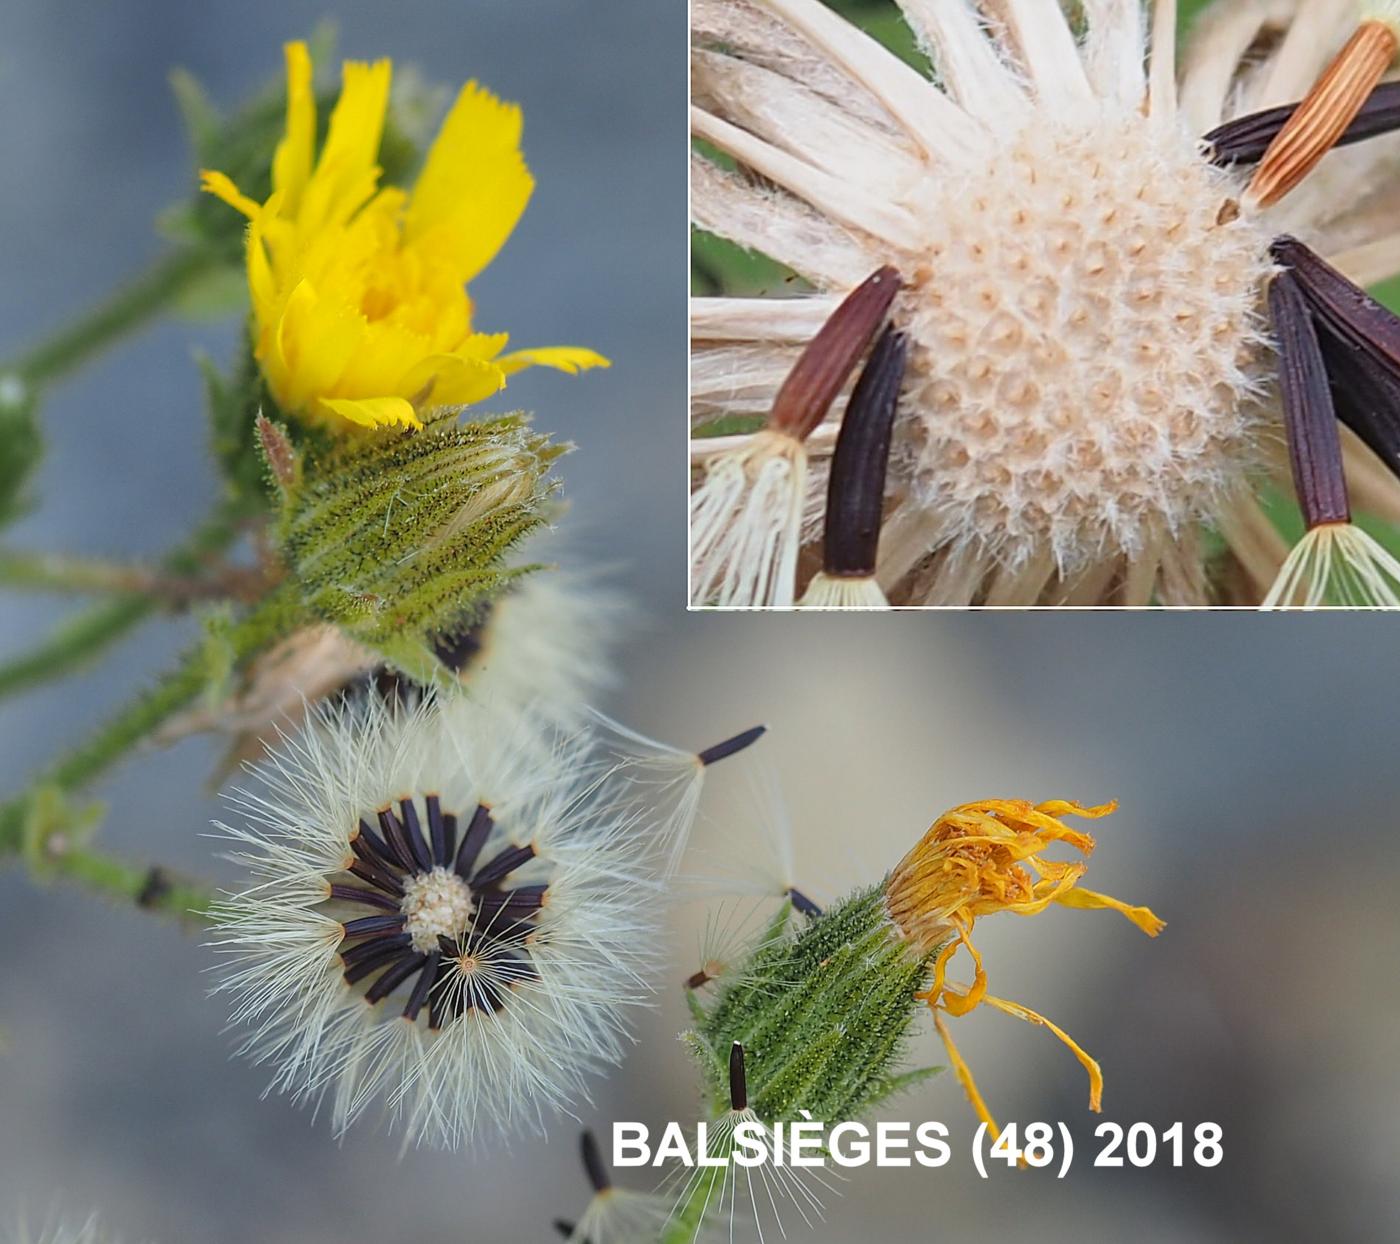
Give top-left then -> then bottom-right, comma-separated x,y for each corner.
690,0 -> 1400,608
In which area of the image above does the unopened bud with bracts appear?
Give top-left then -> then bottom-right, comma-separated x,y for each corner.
684,886 -> 934,1131
269,408 -> 567,681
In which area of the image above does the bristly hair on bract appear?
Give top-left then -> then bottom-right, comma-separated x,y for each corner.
208,691 -> 764,1149
691,0 -> 1400,607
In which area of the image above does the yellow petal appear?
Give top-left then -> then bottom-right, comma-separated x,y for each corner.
297,57 -> 391,236
933,1012 -> 1004,1145
274,279 -> 364,409
298,164 -> 384,243
496,345 -> 611,377
937,920 -> 987,1017
426,359 -> 508,407
395,353 -> 507,407
1053,887 -> 1166,936
1003,862 -> 1084,916
1036,799 -> 1117,821
942,800 -> 1098,855
449,332 -> 511,363
983,993 -> 1104,1112
922,939 -> 959,1009
405,81 -> 534,283
245,208 -> 278,327
272,41 -> 316,208
199,169 -> 261,220
317,396 -> 421,430
321,58 -> 391,183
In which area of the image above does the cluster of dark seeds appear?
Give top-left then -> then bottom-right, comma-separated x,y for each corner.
333,795 -> 545,1026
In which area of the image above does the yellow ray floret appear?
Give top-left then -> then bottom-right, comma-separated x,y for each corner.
886,799 -> 1163,1144
200,41 -> 608,431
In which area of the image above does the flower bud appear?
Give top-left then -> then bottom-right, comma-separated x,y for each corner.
271,410 -> 567,680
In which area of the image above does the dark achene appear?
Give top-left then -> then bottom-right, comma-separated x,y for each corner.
334,797 -> 543,1025
822,326 -> 908,579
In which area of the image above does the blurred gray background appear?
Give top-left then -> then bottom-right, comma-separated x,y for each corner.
0,2 -> 1397,1242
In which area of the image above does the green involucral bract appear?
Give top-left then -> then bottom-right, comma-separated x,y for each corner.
684,887 -> 942,1126
662,888 -> 945,1244
269,410 -> 566,683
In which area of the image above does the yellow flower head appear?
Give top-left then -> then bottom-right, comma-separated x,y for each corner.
885,799 -> 1164,1139
201,42 -> 608,431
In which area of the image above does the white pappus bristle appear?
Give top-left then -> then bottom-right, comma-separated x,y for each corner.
565,1188 -> 688,1244
691,431 -> 806,607
459,563 -> 623,725
1263,523 -> 1400,607
658,1104 -> 839,1241
798,571 -> 890,608
10,1215 -> 116,1244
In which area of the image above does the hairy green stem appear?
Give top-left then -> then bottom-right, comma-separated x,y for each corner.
47,587 -> 300,795
0,547 -> 263,602
43,639 -> 228,794
0,549 -> 176,596
0,506 -> 246,702
2,247 -> 224,392
0,583 -> 306,853
0,594 -> 154,702
43,843 -> 214,927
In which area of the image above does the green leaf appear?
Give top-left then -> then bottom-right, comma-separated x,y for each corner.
169,67 -> 222,162
0,384 -> 42,528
